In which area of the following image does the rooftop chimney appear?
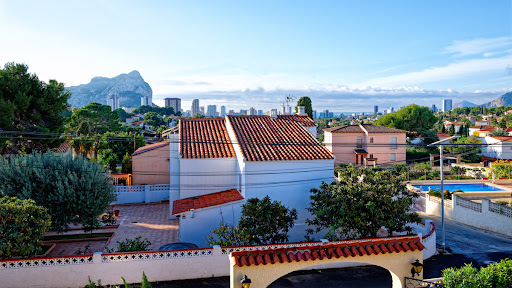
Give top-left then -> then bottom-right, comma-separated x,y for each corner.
298,106 -> 306,116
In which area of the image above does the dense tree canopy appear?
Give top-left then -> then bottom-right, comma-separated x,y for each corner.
143,112 -> 165,127
0,62 -> 70,151
295,96 -> 313,118
375,104 -> 436,133
307,165 -> 421,240
97,132 -> 145,172
0,153 -> 116,232
132,105 -> 177,116
66,102 -> 122,158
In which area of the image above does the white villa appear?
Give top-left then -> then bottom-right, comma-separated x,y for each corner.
168,115 -> 334,247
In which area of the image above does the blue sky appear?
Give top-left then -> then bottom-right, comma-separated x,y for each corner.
0,0 -> 511,112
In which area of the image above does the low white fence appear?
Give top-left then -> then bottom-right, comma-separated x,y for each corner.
426,194 -> 512,236
115,184 -> 170,204
0,229 -> 436,288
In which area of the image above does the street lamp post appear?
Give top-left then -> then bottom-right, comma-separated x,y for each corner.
428,135 -> 459,251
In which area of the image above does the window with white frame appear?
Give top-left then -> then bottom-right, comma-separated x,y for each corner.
390,153 -> 396,161
390,137 -> 397,149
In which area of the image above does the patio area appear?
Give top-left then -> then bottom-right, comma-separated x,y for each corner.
106,203 -> 179,251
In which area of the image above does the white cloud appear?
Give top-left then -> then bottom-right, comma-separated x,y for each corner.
361,55 -> 512,88
444,36 -> 512,57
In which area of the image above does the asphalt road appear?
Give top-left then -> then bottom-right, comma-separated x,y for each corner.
151,213 -> 512,287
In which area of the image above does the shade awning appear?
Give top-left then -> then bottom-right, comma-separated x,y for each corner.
354,149 -> 368,154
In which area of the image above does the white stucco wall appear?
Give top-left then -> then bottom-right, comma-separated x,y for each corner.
243,159 -> 334,242
179,158 -> 239,199
178,201 -> 244,248
481,137 -> 512,159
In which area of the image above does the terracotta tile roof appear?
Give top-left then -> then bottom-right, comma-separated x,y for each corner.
277,115 -> 316,127
226,115 -> 333,161
172,189 -> 243,215
51,141 -> 71,153
324,124 -> 405,133
180,118 -> 236,159
232,235 -> 425,267
132,140 -> 170,156
437,133 -> 451,138
490,136 -> 512,142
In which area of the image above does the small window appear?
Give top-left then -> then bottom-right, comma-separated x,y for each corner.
390,153 -> 396,161
370,137 -> 374,143
390,137 -> 397,149
356,137 -> 363,148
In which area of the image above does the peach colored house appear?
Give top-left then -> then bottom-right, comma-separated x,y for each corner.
131,140 -> 170,185
323,124 -> 406,166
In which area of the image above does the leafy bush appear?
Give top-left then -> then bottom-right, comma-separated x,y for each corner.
239,196 -> 298,245
206,220 -> 250,246
106,236 -> 151,253
307,164 -> 421,240
0,152 -> 116,232
207,196 -> 298,246
442,259 -> 512,287
0,196 -> 51,259
428,189 -> 462,200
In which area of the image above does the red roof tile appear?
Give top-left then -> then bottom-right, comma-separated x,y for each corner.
490,136 -> 512,142
131,140 -> 170,156
226,115 -> 333,161
436,133 -> 450,138
277,115 -> 316,127
172,189 -> 243,215
51,141 -> 71,153
180,118 -> 236,159
231,236 -> 425,267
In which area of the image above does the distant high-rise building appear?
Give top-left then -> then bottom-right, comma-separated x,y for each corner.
374,106 -> 378,114
390,107 -> 394,113
141,94 -> 152,106
191,99 -> 200,116
228,110 -> 235,115
248,107 -> 257,115
200,106 -> 205,115
431,104 -> 438,112
443,99 -> 452,112
258,110 -> 263,115
313,110 -> 317,119
164,98 -> 181,114
240,109 -> 247,115
207,105 -> 217,117
107,93 -> 119,111
220,106 -> 226,117
270,109 -> 278,118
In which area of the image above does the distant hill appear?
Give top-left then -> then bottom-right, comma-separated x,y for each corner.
481,91 -> 512,108
453,100 -> 477,108
67,70 -> 152,108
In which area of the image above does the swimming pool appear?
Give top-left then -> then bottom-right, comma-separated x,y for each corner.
412,183 -> 505,192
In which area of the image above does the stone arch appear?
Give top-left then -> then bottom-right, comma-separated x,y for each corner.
229,236 -> 424,288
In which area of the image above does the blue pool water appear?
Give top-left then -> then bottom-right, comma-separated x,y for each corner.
412,183 -> 504,192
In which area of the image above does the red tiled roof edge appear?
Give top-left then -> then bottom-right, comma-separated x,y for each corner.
179,118 -> 236,159
131,140 -> 170,156
172,189 -> 243,215
231,235 -> 424,267
277,115 -> 316,127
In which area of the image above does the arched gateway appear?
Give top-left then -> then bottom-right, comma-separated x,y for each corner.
230,235 -> 425,288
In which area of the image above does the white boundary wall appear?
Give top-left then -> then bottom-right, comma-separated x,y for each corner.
426,194 -> 512,236
0,230 -> 435,288
115,184 -> 170,204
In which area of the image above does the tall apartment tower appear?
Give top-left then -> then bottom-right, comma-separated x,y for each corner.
431,104 -> 438,112
207,105 -> 217,117
141,94 -> 152,106
443,99 -> 452,112
374,106 -> 378,114
191,99 -> 199,116
164,98 -> 181,114
220,106 -> 226,117
107,93 -> 119,111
